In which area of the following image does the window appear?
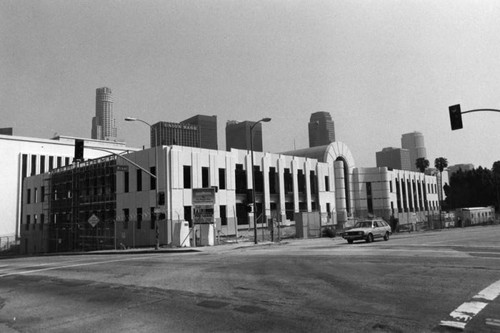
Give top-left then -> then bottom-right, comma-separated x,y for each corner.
202,167 -> 209,188
150,167 -> 156,190
34,188 -> 38,203
183,166 -> 191,189
65,157 -> 70,166
26,215 -> 30,231
184,206 -> 192,227
284,168 -> 293,193
40,214 -> 45,230
310,171 -> 317,194
298,170 -> 306,193
40,156 -> 45,174
269,167 -> 277,194
124,172 -> 129,193
57,157 -> 62,168
49,156 -> 54,171
27,189 -> 31,204
325,176 -> 330,192
389,180 -> 393,193
220,205 -> 227,226
22,154 -> 28,179
31,155 -> 37,176
219,168 -> 226,190
41,186 -> 45,202
137,208 -> 142,229
235,164 -> 246,194
136,169 -> 142,191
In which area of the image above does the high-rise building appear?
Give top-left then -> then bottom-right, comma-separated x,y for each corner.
308,111 -> 335,147
226,120 -> 263,152
181,115 -> 218,150
376,147 -> 411,171
91,87 -> 117,141
151,121 -> 200,147
401,132 -> 427,172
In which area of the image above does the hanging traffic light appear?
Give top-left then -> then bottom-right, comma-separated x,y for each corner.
74,139 -> 84,162
449,104 -> 463,130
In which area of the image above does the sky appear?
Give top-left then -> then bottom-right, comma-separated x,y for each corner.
2,0 -> 500,169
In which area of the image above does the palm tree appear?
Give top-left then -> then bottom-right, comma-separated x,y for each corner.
416,158 -> 430,173
434,157 -> 448,228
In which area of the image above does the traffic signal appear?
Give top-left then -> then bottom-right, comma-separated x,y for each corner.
449,104 -> 463,130
74,139 -> 84,162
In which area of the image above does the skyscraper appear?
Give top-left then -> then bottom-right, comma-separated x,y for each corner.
401,132 -> 427,172
226,120 -> 263,152
308,111 -> 335,147
91,87 -> 117,141
376,147 -> 411,171
151,121 -> 200,147
181,115 -> 218,149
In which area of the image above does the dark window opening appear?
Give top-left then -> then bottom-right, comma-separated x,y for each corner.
183,166 -> 192,189
220,205 -> 227,226
219,168 -> 226,190
269,167 -> 278,194
297,170 -> 306,193
184,206 -> 192,227
123,209 -> 129,229
235,164 -> 246,194
325,175 -> 330,192
31,155 -> 37,176
150,167 -> 156,190
254,166 -> 264,193
124,171 -> 129,193
236,203 -> 249,225
284,168 -> 293,193
136,169 -> 142,191
310,171 -> 317,195
202,167 -> 209,188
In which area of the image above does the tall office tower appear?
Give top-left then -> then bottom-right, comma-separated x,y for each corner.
91,87 -> 117,141
308,111 -> 335,147
376,147 -> 411,171
151,121 -> 200,147
226,120 -> 264,152
401,132 -> 427,172
181,115 -> 218,150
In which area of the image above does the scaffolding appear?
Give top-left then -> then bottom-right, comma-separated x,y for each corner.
47,156 -> 117,252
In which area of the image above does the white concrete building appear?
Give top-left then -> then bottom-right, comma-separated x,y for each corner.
20,141 -> 441,253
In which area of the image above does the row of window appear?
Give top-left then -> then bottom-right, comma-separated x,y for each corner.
22,154 -> 71,179
26,187 -> 45,204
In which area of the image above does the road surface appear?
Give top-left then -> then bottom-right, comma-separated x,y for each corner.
1,225 -> 500,332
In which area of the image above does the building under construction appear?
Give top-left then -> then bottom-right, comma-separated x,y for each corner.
22,156 -> 119,253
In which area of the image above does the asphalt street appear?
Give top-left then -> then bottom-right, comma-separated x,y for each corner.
1,225 -> 500,332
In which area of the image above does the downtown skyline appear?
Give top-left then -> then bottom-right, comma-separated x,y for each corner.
2,1 -> 500,169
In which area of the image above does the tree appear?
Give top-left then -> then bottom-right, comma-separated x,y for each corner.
416,158 -> 430,173
434,157 -> 448,173
434,157 -> 448,228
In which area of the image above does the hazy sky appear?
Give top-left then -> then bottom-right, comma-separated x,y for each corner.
2,0 -> 500,169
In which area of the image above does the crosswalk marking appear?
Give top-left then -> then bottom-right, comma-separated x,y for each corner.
440,279 -> 500,330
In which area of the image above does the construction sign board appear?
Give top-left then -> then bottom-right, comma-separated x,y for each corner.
192,188 -> 215,207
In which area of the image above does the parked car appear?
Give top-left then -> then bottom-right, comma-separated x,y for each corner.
342,219 -> 392,244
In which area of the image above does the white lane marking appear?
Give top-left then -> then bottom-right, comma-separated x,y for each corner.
0,254 -> 160,278
440,279 -> 500,329
474,280 -> 500,301
486,318 -> 500,327
449,301 -> 488,321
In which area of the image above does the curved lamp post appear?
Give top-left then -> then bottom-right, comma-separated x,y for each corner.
125,117 -> 160,250
250,117 -> 271,244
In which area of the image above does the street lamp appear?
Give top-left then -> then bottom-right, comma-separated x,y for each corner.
250,117 -> 271,244
125,117 -> 160,250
